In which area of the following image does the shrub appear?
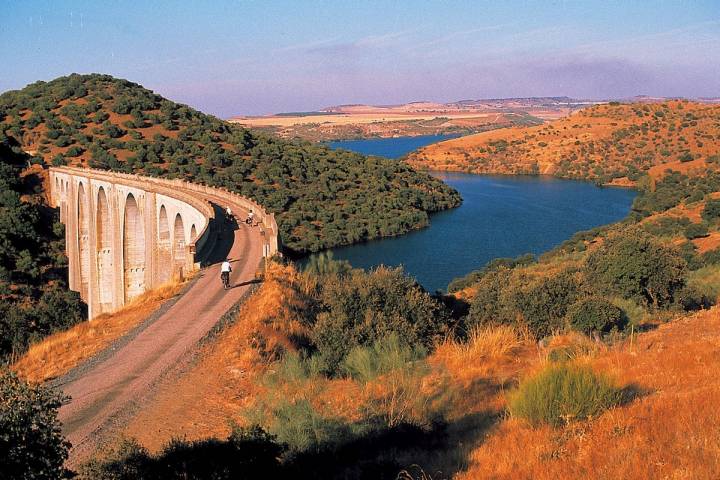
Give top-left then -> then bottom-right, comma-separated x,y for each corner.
679,152 -> 694,163
466,267 -> 514,327
609,297 -> 647,326
447,253 -> 535,293
0,369 -> 70,479
51,154 -> 67,166
508,363 -> 622,427
267,400 -> 352,454
302,251 -> 352,277
685,265 -> 720,304
585,232 -> 686,308
701,247 -> 720,266
65,145 -> 84,157
467,268 -> 579,339
79,426 -> 284,479
566,297 -> 626,335
311,267 -> 449,374
684,222 -> 709,239
342,333 -> 426,382
513,270 -> 580,338
702,199 -> 720,223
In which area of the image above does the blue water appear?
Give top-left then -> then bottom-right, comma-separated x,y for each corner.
308,138 -> 636,293
327,134 -> 458,159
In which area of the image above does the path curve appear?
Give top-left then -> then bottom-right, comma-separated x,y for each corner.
56,190 -> 264,465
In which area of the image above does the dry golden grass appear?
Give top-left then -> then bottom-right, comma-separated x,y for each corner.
116,263 -> 720,479
431,325 -> 530,388
408,100 -> 720,183
12,280 -> 187,383
457,307 -> 720,480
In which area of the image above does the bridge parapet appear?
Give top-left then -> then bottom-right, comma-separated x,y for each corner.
49,166 -> 279,318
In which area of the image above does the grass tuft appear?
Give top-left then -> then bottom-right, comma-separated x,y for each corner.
342,333 -> 426,383
508,363 -> 622,427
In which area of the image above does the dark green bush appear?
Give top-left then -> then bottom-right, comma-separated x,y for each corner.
311,266 -> 449,374
466,267 -> 514,328
679,152 -> 694,163
702,199 -> 720,223
513,270 -> 580,338
684,222 -> 709,239
701,247 -> 720,266
585,232 -> 686,308
508,364 -> 622,427
79,426 -> 284,479
447,253 -> 535,293
566,297 -> 626,335
0,369 -> 71,479
467,268 -> 579,339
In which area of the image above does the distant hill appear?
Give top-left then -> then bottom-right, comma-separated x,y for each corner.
319,97 -> 594,114
408,100 -> 720,185
0,74 -> 461,253
230,97 -> 554,142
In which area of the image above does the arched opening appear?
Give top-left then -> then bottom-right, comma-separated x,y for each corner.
157,205 -> 171,284
96,187 -> 114,313
190,224 -> 197,242
78,183 -> 90,301
123,193 -> 146,302
172,213 -> 186,277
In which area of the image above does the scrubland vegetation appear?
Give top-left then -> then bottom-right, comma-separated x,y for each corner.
90,251 -> 720,479
0,139 -> 83,361
408,100 -> 720,185
0,74 -> 460,254
94,130 -> 720,477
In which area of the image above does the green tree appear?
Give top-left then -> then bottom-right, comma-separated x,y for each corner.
566,297 -> 626,335
0,369 -> 71,479
585,232 -> 686,308
311,266 -> 449,373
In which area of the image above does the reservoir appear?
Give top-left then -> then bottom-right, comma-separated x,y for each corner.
309,137 -> 636,293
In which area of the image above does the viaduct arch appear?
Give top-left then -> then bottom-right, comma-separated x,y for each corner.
50,166 -> 279,319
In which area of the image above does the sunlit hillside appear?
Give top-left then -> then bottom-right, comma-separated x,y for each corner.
86,261 -> 720,479
408,101 -> 720,185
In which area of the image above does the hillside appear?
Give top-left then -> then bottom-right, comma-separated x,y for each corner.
408,101 -> 720,185
0,74 -> 461,254
230,96 -> 585,141
69,260 -> 720,479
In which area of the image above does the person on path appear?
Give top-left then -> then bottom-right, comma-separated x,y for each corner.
246,209 -> 254,226
220,258 -> 232,289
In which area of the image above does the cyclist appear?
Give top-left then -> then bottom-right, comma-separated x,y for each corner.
220,258 -> 232,289
246,209 -> 255,226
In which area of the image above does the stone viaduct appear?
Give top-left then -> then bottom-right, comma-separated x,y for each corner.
49,166 -> 279,319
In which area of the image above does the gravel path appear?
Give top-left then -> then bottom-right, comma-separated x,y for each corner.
57,195 -> 264,466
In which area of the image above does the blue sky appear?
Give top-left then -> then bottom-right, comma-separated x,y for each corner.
2,0 -> 718,117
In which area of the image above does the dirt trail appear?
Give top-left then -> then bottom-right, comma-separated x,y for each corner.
56,193 -> 265,465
